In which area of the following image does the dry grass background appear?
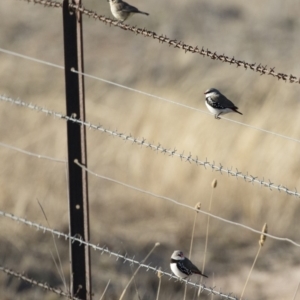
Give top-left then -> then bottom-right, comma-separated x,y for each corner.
1,0 -> 300,299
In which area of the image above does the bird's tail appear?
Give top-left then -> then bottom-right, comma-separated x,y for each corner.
233,108 -> 243,115
138,11 -> 149,15
195,271 -> 208,278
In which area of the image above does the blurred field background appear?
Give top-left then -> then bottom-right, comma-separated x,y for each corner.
1,0 -> 300,299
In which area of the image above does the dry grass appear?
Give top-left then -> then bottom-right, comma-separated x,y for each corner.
240,223 -> 268,299
0,0 -> 300,299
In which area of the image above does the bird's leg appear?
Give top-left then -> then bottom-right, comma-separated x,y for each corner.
215,114 -> 221,120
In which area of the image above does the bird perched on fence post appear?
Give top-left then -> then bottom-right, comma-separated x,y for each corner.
170,250 -> 208,279
107,0 -> 149,22
204,88 -> 243,119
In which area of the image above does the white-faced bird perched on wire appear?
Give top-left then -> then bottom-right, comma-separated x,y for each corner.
204,88 -> 243,119
108,0 -> 149,22
170,250 -> 208,279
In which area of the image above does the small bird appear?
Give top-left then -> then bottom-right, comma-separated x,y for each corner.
204,88 -> 243,119
170,250 -> 208,279
108,0 -> 149,22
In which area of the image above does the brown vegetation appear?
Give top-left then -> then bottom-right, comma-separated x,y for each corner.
0,0 -> 300,299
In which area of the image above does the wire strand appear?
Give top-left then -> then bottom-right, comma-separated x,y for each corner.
1,47 -> 300,144
0,141 -> 66,163
0,48 -> 63,69
0,137 -> 297,248
0,210 -> 239,300
0,94 -> 299,199
74,160 -> 300,248
20,0 -> 300,84
71,68 -> 300,144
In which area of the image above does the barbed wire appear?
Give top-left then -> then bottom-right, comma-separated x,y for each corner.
71,68 -> 300,144
0,135 -> 298,247
21,0 -> 300,84
1,94 -> 299,199
73,160 -> 300,248
0,265 -> 81,300
2,47 -> 300,145
0,210 -> 239,300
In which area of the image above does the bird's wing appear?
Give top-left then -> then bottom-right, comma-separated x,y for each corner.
121,2 -> 140,12
185,258 -> 202,274
219,95 -> 239,109
185,258 -> 208,277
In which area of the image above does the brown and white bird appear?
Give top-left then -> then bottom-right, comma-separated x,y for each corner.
170,250 -> 208,279
108,0 -> 149,22
204,88 -> 243,119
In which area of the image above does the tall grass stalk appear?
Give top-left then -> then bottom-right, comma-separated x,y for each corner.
156,268 -> 162,300
211,273 -> 214,300
184,202 -> 201,300
292,282 -> 300,300
240,223 -> 268,300
198,179 -> 217,297
119,242 -> 160,300
99,280 -> 111,300
37,200 -> 67,292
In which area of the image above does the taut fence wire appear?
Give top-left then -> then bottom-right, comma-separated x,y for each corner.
70,68 -> 300,144
0,94 -> 299,199
0,210 -> 239,300
74,159 -> 300,248
21,0 -> 300,84
1,47 -> 300,145
0,141 -> 66,163
3,2 -> 296,300
0,139 -> 298,248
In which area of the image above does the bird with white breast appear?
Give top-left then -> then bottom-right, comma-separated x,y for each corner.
170,250 -> 208,279
108,0 -> 149,22
204,88 -> 243,119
